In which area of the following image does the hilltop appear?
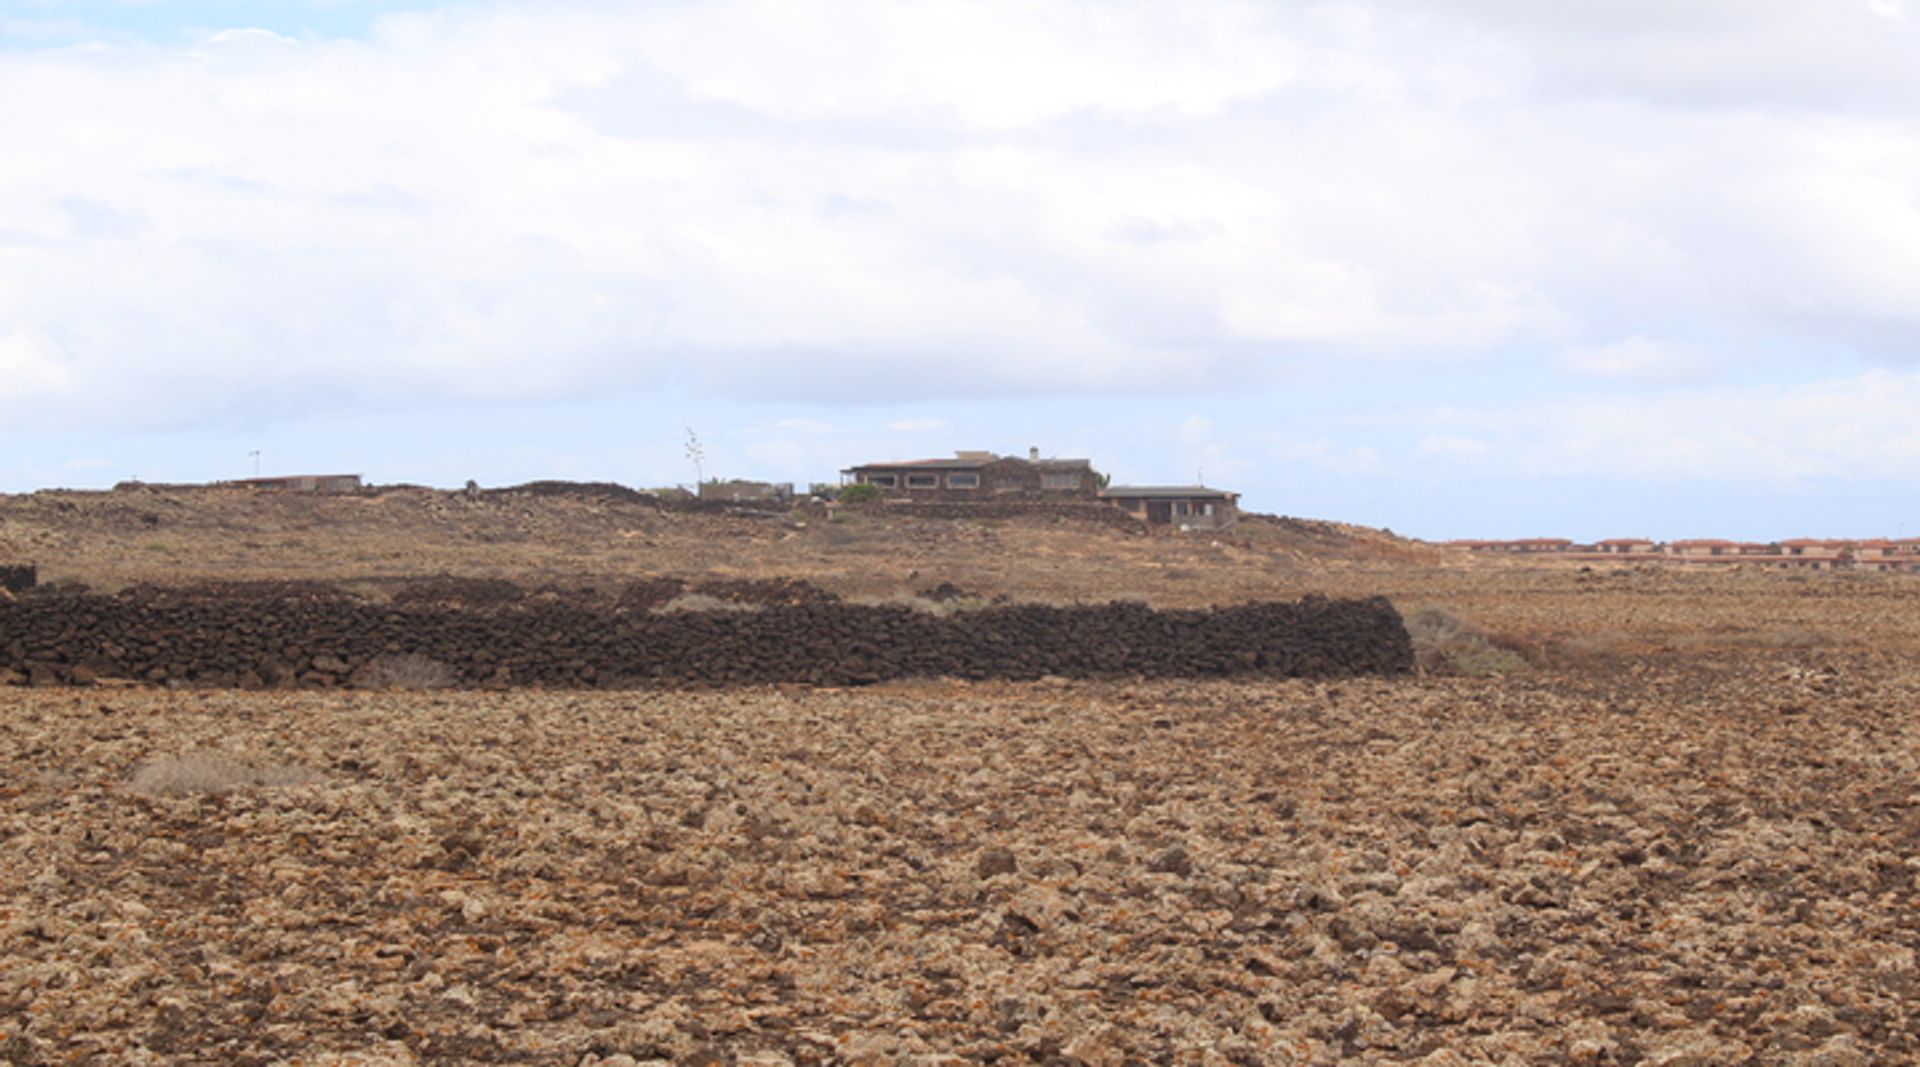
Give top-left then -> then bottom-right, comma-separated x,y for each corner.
0,481 -> 1430,607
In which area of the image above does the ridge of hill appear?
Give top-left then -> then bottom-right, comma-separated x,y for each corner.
0,482 -> 1432,607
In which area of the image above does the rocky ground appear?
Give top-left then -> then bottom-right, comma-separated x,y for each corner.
5,652 -> 1918,1065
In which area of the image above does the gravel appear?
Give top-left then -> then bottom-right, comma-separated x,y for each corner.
5,654 -> 1918,1063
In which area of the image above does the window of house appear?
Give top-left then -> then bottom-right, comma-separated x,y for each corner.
947,473 -> 980,488
1202,502 -> 1215,516
906,474 -> 939,488
1040,473 -> 1081,491
1175,501 -> 1191,516
864,473 -> 897,488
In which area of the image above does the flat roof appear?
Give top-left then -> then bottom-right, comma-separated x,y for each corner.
1102,485 -> 1238,498
846,456 -> 1093,471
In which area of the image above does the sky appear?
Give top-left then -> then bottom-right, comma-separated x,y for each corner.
2,1 -> 1918,540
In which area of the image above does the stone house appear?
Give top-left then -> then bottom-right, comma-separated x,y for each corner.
227,474 -> 363,493
841,449 -> 1101,501
1100,486 -> 1240,530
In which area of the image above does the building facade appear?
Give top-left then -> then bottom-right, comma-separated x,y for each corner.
841,450 -> 1102,501
1101,486 -> 1240,530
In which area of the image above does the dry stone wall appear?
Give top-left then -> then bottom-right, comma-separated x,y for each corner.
0,564 -> 33,594
0,586 -> 1411,688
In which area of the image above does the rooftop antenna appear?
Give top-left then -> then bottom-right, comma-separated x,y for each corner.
249,450 -> 261,478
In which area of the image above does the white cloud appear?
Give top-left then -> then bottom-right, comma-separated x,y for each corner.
1420,369 -> 1920,483
1417,434 -> 1492,459
885,417 -> 949,432
773,418 -> 834,434
1264,435 -> 1387,477
0,332 -> 77,403
1560,335 -> 1722,384
1170,415 -> 1255,486
0,2 -> 1916,432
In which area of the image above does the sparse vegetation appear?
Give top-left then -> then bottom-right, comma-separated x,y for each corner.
838,481 -> 883,504
128,751 -> 317,795
1405,605 -> 1532,676
851,592 -> 997,616
651,592 -> 765,614
350,652 -> 457,689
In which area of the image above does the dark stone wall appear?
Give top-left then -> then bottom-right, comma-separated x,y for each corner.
0,564 -> 34,594
0,588 -> 1412,689
854,500 -> 1143,527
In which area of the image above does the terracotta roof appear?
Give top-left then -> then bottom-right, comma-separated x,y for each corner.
1595,538 -> 1655,546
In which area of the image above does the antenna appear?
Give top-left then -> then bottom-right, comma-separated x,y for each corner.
249,450 -> 261,477
684,428 -> 705,485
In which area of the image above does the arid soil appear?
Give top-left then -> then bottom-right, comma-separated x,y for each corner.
7,486 -> 1920,1064
4,657 -> 1917,1065
0,485 -> 1424,609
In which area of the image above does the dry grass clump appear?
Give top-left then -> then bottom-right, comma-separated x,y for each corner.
351,653 -> 457,690
651,593 -> 764,614
128,751 -> 319,796
1405,606 -> 1531,676
854,592 -> 998,616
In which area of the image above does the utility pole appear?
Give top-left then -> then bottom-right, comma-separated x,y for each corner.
249,450 -> 261,478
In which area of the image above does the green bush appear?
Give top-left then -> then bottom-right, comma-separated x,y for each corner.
839,482 -> 884,504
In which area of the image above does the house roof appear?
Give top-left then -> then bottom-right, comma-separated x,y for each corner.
845,455 -> 1093,472
1596,538 -> 1655,545
229,474 -> 362,484
1102,485 -> 1238,499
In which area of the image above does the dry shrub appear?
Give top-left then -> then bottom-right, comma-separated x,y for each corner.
1551,629 -> 1634,666
129,751 -> 318,796
352,653 -> 457,690
652,593 -> 764,614
852,593 -> 994,616
1406,606 -> 1531,676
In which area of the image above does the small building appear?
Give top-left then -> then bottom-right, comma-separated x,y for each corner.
1101,486 -> 1240,530
1483,538 -> 1575,554
841,449 -> 1101,500
226,474 -> 363,494
1667,539 -> 1738,558
1853,539 -> 1898,560
698,479 -> 793,504
1780,538 -> 1848,557
1594,538 -> 1658,555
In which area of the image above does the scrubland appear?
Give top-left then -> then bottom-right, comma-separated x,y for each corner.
4,487 -> 1920,1064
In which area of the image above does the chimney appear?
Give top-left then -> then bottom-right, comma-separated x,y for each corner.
1029,446 -> 1040,461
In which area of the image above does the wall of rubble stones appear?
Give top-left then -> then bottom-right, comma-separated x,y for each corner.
0,585 -> 1409,689
0,564 -> 33,594
849,500 -> 1145,528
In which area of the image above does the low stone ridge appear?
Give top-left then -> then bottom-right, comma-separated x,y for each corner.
851,499 -> 1144,527
0,586 -> 1410,688
0,563 -> 33,593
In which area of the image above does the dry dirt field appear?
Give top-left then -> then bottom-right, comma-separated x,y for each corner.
5,487 -> 1920,1064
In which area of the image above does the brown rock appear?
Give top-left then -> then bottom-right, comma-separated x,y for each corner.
977,848 -> 1018,879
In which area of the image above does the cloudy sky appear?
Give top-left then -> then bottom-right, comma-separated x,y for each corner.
2,1 -> 1917,539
